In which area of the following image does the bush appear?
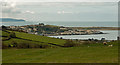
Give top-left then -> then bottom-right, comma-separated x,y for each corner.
11,41 -> 17,47
15,42 -> 50,49
9,32 -> 16,38
3,40 -> 51,49
40,44 -> 50,48
64,40 -> 76,47
2,25 -> 7,30
17,42 -> 29,48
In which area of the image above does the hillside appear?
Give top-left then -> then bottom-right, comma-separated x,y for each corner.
1,29 -> 118,63
1,29 -> 66,49
0,18 -> 25,22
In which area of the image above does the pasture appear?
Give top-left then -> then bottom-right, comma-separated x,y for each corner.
2,42 -> 118,63
2,30 -> 66,48
1,29 -> 118,63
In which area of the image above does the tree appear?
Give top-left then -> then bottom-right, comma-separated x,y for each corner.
9,32 -> 16,38
2,25 -> 7,30
39,23 -> 44,25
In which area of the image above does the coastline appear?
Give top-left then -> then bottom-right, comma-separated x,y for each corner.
5,24 -> 119,36
48,30 -> 118,40
43,26 -> 118,36
66,27 -> 119,30
45,33 -> 108,36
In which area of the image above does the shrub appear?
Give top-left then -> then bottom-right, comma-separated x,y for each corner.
16,42 -> 29,49
64,40 -> 76,47
9,32 -> 16,38
40,44 -> 50,48
2,25 -> 7,30
11,41 -> 17,47
3,40 -> 51,49
16,42 -> 50,49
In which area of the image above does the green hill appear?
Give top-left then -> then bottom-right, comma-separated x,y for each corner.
1,29 -> 118,63
1,29 -> 66,48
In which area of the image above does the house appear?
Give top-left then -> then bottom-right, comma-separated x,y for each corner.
34,32 -> 38,35
59,26 -> 67,30
33,28 -> 37,31
9,26 -> 16,29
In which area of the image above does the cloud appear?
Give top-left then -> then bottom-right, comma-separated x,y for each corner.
2,6 -> 21,14
24,10 -> 35,14
57,11 -> 73,14
2,0 -> 119,2
1,1 -> 22,18
1,1 -> 35,18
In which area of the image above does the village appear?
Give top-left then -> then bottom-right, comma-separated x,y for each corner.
60,29 -> 104,35
5,23 -> 106,36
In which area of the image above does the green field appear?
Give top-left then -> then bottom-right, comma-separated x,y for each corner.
2,30 -> 66,48
14,31 -> 66,45
3,45 -> 118,63
1,29 -> 119,63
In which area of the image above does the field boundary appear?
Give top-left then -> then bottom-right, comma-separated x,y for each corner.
1,63 -> 119,65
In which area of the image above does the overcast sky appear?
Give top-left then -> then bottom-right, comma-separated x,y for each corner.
1,0 -> 119,22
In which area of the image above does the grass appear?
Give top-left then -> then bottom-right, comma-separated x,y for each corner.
1,30 -> 118,63
3,38 -> 46,45
6,30 -> 66,45
1,31 -> 9,36
1,29 -> 66,49
2,45 -> 118,63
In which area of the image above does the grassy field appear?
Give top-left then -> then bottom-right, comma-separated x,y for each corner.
1,29 -> 118,63
2,30 -> 66,48
14,31 -> 66,45
2,45 -> 118,63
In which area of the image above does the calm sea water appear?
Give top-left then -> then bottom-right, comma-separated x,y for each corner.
1,21 -> 118,27
44,22 -> 118,27
49,30 -> 119,40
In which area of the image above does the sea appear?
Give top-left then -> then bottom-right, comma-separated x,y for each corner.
1,21 -> 119,40
1,21 -> 118,27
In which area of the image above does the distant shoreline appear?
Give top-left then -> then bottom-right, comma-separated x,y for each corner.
66,27 -> 119,30
3,24 -> 119,37
47,33 -> 108,36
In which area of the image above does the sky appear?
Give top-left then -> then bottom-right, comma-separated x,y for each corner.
1,0 -> 119,22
